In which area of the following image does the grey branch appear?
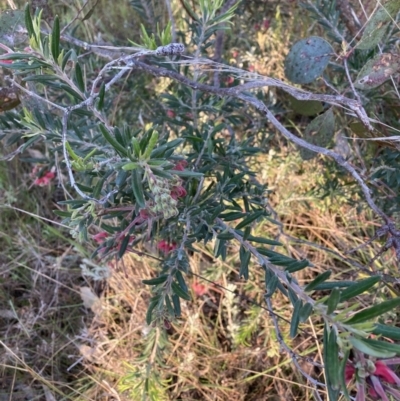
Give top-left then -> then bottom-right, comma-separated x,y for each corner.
127,59 -> 388,224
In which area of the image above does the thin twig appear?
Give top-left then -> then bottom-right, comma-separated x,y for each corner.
60,0 -> 94,35
265,297 -> 326,394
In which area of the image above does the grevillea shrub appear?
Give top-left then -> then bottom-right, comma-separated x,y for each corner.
2,1 -> 400,400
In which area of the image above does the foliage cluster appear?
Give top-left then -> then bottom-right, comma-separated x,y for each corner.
2,1 -> 400,400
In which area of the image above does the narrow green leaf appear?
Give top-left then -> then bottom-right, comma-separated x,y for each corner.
52,210 -> 71,217
290,299 -> 302,338
304,270 -> 332,292
172,294 -> 181,317
339,276 -> 381,302
146,296 -> 160,325
171,169 -> 204,178
0,53 -> 33,61
299,302 -> 313,322
131,169 -> 146,209
171,281 -> 191,301
288,288 -> 298,307
162,297 -> 173,319
23,75 -> 59,83
51,15 -> 60,60
323,324 -> 340,401
265,268 -> 279,298
92,170 -> 113,199
349,336 -> 396,358
149,144 -> 168,158
117,235 -> 130,259
284,259 -> 310,273
214,238 -> 222,257
181,0 -> 200,22
150,168 -> 173,180
24,3 -> 36,41
239,246 -> 251,280
74,63 -> 85,92
247,235 -> 282,246
363,338 -> 400,355
99,124 -> 128,156
372,323 -> 400,341
235,210 -> 265,230
166,138 -> 184,149
345,297 -> 400,325
131,136 -> 141,158
313,281 -> 353,291
175,270 -> 188,294
217,231 -> 234,240
256,247 -> 282,258
61,49 -> 73,71
58,83 -> 84,100
82,3 -> 97,21
326,328 -> 340,390
339,349 -> 351,401
219,211 -> 247,221
265,276 -> 279,297
326,288 -> 341,315
122,162 -> 140,171
141,130 -> 159,159
97,81 -> 105,110
142,275 -> 169,285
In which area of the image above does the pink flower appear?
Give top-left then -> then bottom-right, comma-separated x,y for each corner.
345,364 -> 356,382
157,240 -> 177,254
170,185 -> 187,200
173,160 -> 188,171
373,361 -> 400,386
166,110 -> 176,118
33,171 -> 55,186
192,282 -> 207,296
93,231 -> 108,244
139,209 -> 150,220
225,76 -> 234,85
346,358 -> 400,400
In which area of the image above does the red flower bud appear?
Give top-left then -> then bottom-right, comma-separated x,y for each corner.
173,160 -> 188,171
157,240 -> 177,254
93,231 -> 108,244
166,110 -> 176,118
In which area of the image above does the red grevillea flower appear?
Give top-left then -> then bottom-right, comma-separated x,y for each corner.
345,364 -> 356,382
373,361 -> 400,385
170,185 -> 187,200
192,282 -> 207,296
157,240 -> 177,254
173,160 -> 188,171
166,110 -> 176,118
346,359 -> 400,401
93,231 -> 108,244
33,171 -> 55,186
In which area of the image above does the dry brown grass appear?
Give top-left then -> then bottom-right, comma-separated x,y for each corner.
1,143 -> 392,400
68,149 -> 396,401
